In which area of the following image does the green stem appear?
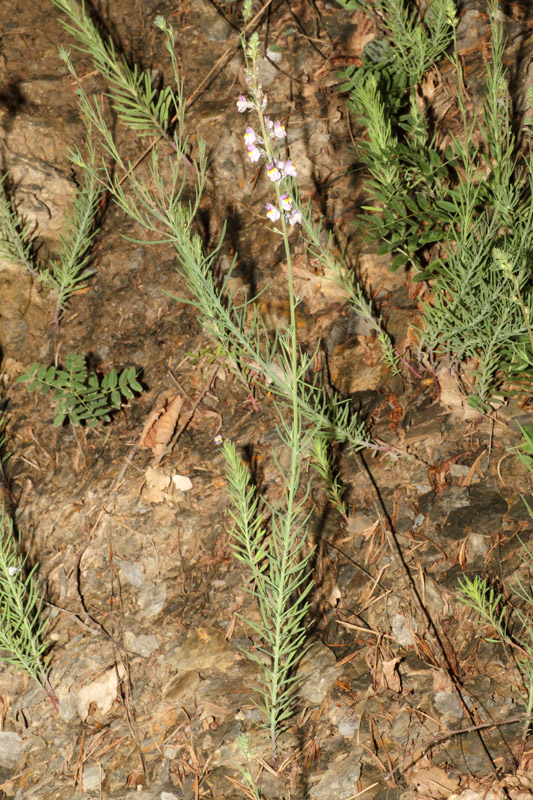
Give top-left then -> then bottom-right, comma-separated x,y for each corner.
250,52 -> 303,759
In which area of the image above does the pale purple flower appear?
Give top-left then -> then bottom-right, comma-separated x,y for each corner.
264,116 -> 273,130
286,207 -> 302,226
248,145 -> 261,163
273,120 -> 287,138
280,193 -> 292,211
237,95 -> 251,112
266,203 -> 280,222
244,127 -> 256,146
266,163 -> 282,182
283,160 -> 297,177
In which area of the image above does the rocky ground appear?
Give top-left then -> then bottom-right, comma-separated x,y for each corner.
0,0 -> 533,799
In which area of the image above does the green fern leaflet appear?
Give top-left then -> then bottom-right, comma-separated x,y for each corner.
17,352 -> 142,428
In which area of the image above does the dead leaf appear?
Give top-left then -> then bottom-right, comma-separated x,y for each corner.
0,356 -> 24,387
197,700 -> 230,722
435,366 -> 480,421
145,467 -> 171,491
346,11 -> 375,57
139,394 -> 183,463
142,485 -> 167,504
356,333 -> 384,367
448,791 -> 485,800
428,454 -> 461,494
458,449 -> 486,486
172,474 -> 193,492
432,669 -> 452,692
279,256 -> 351,316
141,466 -> 173,504
124,769 -> 147,789
408,766 -> 460,798
381,656 -> 402,693
327,583 -> 342,607
77,664 -> 126,721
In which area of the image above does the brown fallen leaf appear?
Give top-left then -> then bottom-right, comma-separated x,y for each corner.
139,394 -> 183,464
77,664 -> 126,721
172,474 -> 193,492
428,453 -> 462,495
139,394 -> 173,448
408,766 -> 460,798
346,10 -> 375,57
432,669 -> 453,692
141,466 -> 173,504
435,366 -> 480,422
145,466 -> 171,491
124,769 -> 147,789
458,449 -> 486,487
381,656 -> 402,693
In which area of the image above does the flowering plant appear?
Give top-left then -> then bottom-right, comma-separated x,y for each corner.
225,4 -> 315,760
236,22 -> 302,234
238,111 -> 301,227
226,5 -> 406,761
236,9 -> 401,380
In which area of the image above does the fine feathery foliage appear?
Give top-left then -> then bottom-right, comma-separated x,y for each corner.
415,4 -> 533,409
311,434 -> 348,521
0,173 -> 39,277
0,164 -> 101,327
48,1 -> 390,758
51,0 -> 178,139
338,0 -> 458,275
287,178 -> 401,375
40,133 -> 103,329
337,0 -> 456,87
514,422 -> 533,472
0,507 -> 57,708
458,569 -> 533,740
458,426 -> 533,740
58,21 -> 374,454
234,735 -> 263,800
0,146 -> 101,327
340,0 -> 533,409
223,440 -> 314,752
17,352 -> 142,428
222,11 -> 317,755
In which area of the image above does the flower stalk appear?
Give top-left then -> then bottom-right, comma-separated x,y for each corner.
228,18 -> 316,759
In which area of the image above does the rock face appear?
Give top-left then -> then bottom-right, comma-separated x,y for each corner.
0,1 -> 532,800
0,110 -> 78,350
0,731 -> 22,769
0,152 -> 77,266
308,751 -> 363,800
0,109 -> 78,268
